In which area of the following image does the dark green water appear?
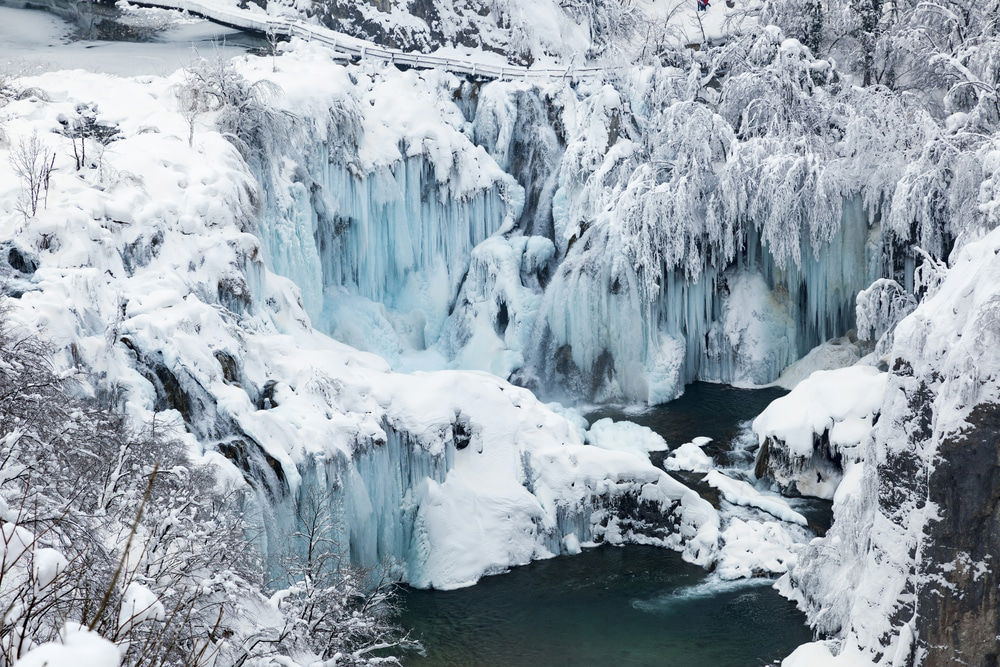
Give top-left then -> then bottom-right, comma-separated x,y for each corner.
587,381 -> 788,465
398,383 -> 817,666
399,546 -> 812,666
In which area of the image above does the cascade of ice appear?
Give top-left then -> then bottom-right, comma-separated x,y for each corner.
243,423 -> 452,584
240,414 -> 712,588
244,69 -> 892,406
468,83 -> 564,239
528,197 -> 882,403
312,159 -> 508,345
251,105 -> 522,364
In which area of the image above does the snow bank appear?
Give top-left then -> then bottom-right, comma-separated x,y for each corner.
586,418 -> 668,458
782,641 -> 874,666
705,471 -> 808,526
772,335 -> 864,390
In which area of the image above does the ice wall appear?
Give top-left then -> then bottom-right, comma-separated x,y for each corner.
527,199 -> 879,403
261,154 -> 514,362
241,46 -> 900,406
247,56 -> 523,366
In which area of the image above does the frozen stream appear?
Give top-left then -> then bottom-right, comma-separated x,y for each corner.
398,384 -> 823,665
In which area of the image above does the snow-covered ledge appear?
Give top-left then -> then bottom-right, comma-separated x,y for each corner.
752,365 -> 887,499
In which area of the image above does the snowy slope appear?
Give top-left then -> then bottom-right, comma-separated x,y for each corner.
253,0 -> 749,63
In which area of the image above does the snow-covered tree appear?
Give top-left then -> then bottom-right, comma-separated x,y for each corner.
0,305 -> 408,666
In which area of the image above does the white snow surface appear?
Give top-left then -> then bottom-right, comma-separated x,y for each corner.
772,335 -> 864,390
753,366 -> 887,460
16,624 -> 120,667
715,516 -> 800,580
704,471 -> 808,526
753,365 -> 886,499
664,441 -> 714,473
119,582 -> 167,632
0,49 -> 721,590
782,641 -> 874,666
0,4 -> 255,77
586,418 -> 669,458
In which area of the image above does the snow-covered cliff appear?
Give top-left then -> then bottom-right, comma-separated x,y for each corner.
0,46 -> 725,590
776,221 -> 1000,664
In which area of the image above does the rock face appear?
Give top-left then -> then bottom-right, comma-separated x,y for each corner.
918,401 -> 1000,666
252,0 -> 595,63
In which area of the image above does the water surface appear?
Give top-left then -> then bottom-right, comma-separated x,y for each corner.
399,546 -> 812,666
586,381 -> 787,464
0,0 -> 264,76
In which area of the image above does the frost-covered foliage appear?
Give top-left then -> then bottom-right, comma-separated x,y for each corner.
855,278 -> 916,356
0,312 -> 409,666
762,0 -> 1000,255
177,52 -> 291,171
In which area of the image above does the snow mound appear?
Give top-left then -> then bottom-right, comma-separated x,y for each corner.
16,624 -> 120,667
752,366 -> 887,498
782,641 -> 874,666
716,517 -> 800,580
664,441 -> 714,473
773,335 -> 864,390
586,418 -> 669,458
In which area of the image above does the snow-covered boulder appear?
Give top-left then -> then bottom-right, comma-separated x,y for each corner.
664,440 -> 714,473
752,366 -> 887,498
585,417 -> 668,458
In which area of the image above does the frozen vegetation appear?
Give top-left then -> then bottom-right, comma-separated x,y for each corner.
0,0 -> 999,662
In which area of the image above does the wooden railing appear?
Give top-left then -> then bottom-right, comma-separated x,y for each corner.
132,0 -> 608,81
